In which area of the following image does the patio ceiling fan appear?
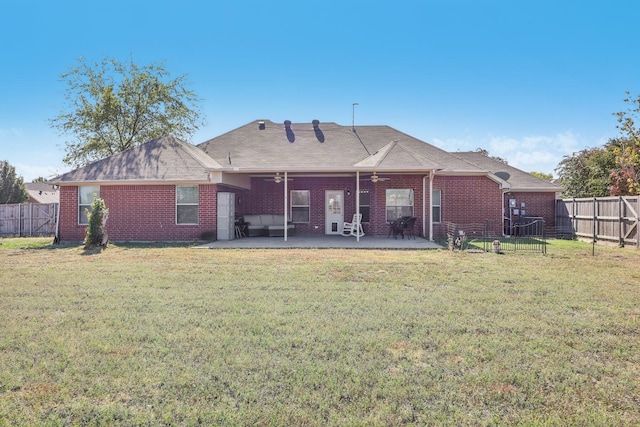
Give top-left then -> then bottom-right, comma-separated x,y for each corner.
263,172 -> 292,183
360,172 -> 390,183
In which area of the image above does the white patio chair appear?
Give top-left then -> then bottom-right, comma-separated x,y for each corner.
341,213 -> 364,237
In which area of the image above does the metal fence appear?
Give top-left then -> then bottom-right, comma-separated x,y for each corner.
441,219 -> 547,254
556,197 -> 639,247
0,203 -> 59,237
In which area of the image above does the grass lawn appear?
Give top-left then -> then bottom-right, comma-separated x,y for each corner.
1,238 -> 639,426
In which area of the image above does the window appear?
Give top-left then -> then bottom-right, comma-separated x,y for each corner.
432,189 -> 442,223
359,190 -> 370,222
176,185 -> 199,224
290,190 -> 310,223
386,189 -> 414,221
78,186 -> 100,225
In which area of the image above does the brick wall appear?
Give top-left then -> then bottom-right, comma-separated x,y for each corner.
504,191 -> 558,228
242,175 -> 502,237
58,174 -> 516,241
432,175 -> 503,238
58,184 -> 218,242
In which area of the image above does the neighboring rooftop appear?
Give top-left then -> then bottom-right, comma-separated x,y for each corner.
452,151 -> 563,191
25,182 -> 59,204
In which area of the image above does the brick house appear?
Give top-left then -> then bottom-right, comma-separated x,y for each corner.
52,120 -> 561,242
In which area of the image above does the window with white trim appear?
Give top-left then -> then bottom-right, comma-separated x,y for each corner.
176,185 -> 199,224
386,189 -> 414,221
78,186 -> 100,225
432,189 -> 442,223
290,190 -> 310,223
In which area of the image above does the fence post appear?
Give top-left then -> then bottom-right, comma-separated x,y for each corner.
619,196 -> 624,247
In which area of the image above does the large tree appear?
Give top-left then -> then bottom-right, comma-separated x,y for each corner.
51,56 -> 205,168
555,143 -> 617,198
0,161 -> 29,204
612,92 -> 640,195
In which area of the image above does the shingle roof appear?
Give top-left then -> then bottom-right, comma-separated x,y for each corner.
25,182 -> 59,203
198,120 -> 478,172
53,135 -> 223,183
452,152 -> 563,192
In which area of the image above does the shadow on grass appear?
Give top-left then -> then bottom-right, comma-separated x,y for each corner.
0,237 -> 200,252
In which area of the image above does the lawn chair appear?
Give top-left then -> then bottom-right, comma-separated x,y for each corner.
401,216 -> 417,239
341,213 -> 364,237
390,216 -> 417,239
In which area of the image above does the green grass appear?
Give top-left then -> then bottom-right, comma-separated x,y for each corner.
1,239 -> 639,426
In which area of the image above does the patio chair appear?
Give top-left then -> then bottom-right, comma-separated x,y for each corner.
401,216 -> 417,239
390,216 -> 417,239
341,213 -> 364,237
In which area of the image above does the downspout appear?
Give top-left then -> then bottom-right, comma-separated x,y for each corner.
356,171 -> 360,242
426,171 -> 435,241
502,189 -> 508,236
284,171 -> 288,242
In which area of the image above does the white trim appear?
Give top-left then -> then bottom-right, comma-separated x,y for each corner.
78,185 -> 100,225
175,185 -> 199,225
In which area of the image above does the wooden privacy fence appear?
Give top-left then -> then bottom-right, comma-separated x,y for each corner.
0,203 -> 59,237
556,197 -> 640,247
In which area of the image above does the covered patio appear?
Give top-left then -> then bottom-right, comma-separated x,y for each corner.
197,235 -> 442,249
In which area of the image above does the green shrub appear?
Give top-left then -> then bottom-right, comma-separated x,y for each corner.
84,197 -> 109,248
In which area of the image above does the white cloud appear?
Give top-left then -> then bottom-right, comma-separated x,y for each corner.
433,131 -> 585,177
15,162 -> 65,182
486,131 -> 583,176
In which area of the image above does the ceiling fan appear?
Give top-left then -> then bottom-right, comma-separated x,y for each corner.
263,172 -> 293,183
360,172 -> 390,183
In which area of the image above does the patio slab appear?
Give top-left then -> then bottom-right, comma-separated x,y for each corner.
197,235 -> 443,250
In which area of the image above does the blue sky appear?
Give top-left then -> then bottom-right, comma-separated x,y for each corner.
1,1 -> 639,181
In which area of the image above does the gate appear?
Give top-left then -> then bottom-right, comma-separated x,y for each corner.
0,203 -> 59,237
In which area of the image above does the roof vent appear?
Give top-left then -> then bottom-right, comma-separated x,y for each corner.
258,121 -> 265,130
284,120 -> 295,143
312,119 -> 325,143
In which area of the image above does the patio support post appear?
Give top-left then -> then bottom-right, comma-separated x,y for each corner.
356,171 -> 360,242
284,171 -> 288,242
429,171 -> 434,241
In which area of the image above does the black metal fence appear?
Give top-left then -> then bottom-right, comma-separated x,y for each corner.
440,219 -> 547,254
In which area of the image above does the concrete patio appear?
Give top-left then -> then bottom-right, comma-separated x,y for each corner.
197,235 -> 443,249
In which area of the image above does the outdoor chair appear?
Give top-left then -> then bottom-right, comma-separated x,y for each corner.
389,216 -> 417,239
341,213 -> 364,237
401,216 -> 417,239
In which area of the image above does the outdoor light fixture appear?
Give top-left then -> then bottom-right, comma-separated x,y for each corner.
371,173 -> 379,183
274,173 -> 282,184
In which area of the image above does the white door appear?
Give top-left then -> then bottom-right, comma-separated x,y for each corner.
325,190 -> 344,234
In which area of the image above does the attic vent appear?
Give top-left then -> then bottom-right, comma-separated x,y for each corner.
258,121 -> 265,130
